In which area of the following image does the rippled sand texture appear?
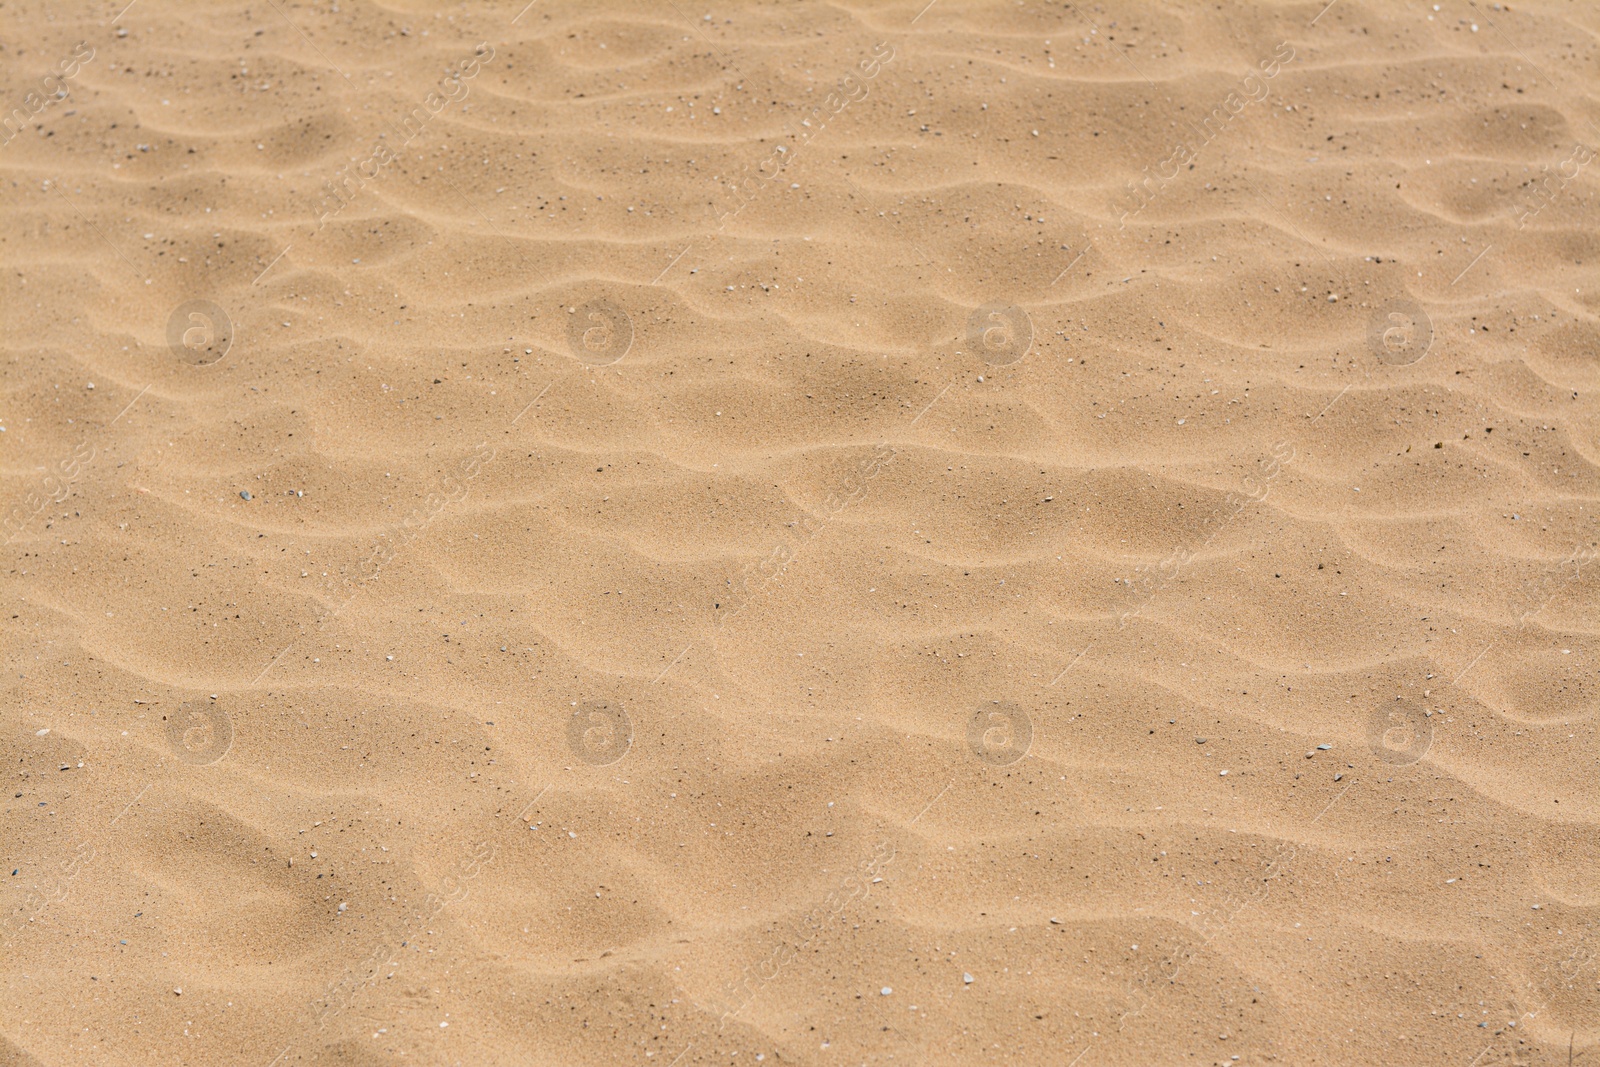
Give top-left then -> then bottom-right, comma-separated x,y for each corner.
2,0 -> 1598,1063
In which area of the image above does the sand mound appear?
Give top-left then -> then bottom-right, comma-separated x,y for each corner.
3,1 -> 1596,1063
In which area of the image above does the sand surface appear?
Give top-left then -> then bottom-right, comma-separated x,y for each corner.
3,1 -> 1598,1064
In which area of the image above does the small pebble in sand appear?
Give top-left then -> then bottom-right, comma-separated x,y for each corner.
963,973 -> 974,984
240,491 -> 251,500
880,987 -> 892,996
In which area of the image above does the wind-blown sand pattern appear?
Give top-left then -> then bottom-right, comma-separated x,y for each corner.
2,1 -> 1597,1064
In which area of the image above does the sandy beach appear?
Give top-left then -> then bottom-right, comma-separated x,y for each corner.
2,1 -> 1597,1064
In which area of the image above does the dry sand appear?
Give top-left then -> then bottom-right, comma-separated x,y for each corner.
2,1 -> 1597,1064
